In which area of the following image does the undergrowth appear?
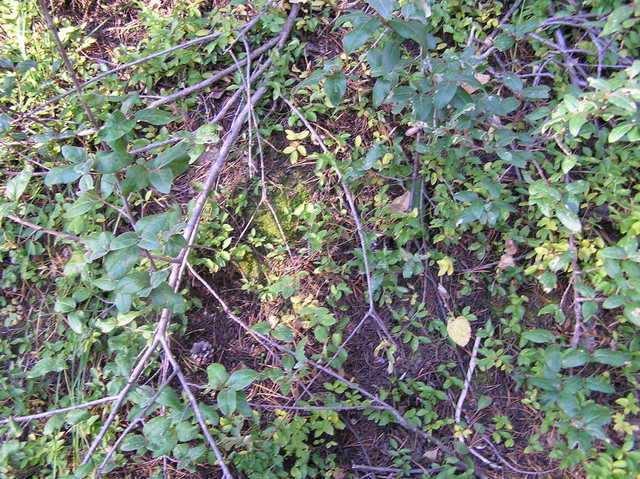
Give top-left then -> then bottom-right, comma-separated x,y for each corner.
1,0 -> 639,478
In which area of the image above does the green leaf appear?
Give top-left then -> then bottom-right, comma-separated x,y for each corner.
366,0 -> 395,20
592,349 -> 631,367
494,33 -> 514,52
556,204 -> 581,233
121,434 -> 146,452
608,123 -> 633,143
477,395 -> 492,410
61,146 -> 87,164
122,164 -> 149,194
117,272 -> 150,294
602,295 -> 626,309
601,5 -> 633,36
217,389 -> 237,415
150,282 -> 185,313
176,422 -> 199,442
343,17 -> 381,54
150,142 -> 190,170
207,363 -> 229,390
110,232 -> 139,250
226,369 -> 259,391
99,111 -> 135,144
27,357 -> 67,378
149,168 -> 174,194
45,165 -> 82,186
143,416 -> 171,442
433,82 -> 457,109
135,109 -> 176,125
104,246 -> 140,280
272,325 -> 294,342
522,329 -> 556,343
500,73 -> 522,93
324,71 -> 347,105
156,387 -> 182,409
599,246 -> 627,260
522,86 -> 549,100
623,303 -> 640,326
95,150 -> 132,173
561,349 -> 591,368
5,166 -> 33,201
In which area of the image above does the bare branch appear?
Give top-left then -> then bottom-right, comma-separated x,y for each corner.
0,395 -> 118,425
455,336 -> 482,425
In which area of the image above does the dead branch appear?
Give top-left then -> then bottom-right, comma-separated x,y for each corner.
0,395 -> 118,425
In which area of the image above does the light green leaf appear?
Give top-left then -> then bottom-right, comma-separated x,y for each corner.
5,166 -> 33,201
608,123 -> 633,143
45,165 -> 82,186
104,246 -> 140,280
556,204 -> 581,233
226,369 -> 259,391
207,363 -> 229,390
522,329 -> 555,343
149,168 -> 174,194
217,389 -> 237,415
592,349 -> 631,367
135,109 -> 176,125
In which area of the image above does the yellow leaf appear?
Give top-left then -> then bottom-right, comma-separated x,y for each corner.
297,145 -> 307,156
447,316 -> 471,346
285,129 -> 297,140
436,257 -> 454,276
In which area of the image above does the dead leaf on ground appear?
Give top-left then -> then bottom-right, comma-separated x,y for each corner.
390,191 -> 411,213
497,238 -> 518,270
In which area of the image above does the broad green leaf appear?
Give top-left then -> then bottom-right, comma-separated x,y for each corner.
5,166 -> 33,201
99,111 -> 135,144
623,303 -> 640,326
556,204 -> 581,233
61,146 -> 87,164
522,86 -> 549,100
121,164 -> 149,194
477,395 -> 492,410
433,82 -> 457,109
608,123 -> 633,143
207,363 -> 229,389
104,246 -> 140,280
117,272 -> 150,294
64,193 -> 99,218
135,109 -> 175,125
150,142 -> 190,170
500,73 -> 522,93
494,33 -> 514,51
561,349 -> 590,368
592,349 -> 631,367
150,282 -> 185,313
324,71 -> 347,105
602,295 -> 626,309
110,232 -> 139,250
95,150 -> 132,173
522,329 -> 555,343
343,17 -> 381,54
121,434 -> 146,452
366,0 -> 395,20
217,389 -> 237,415
156,387 -> 182,409
27,357 -> 67,378
601,5 -> 633,36
45,165 -> 81,186
226,369 -> 259,391
272,325 -> 294,342
149,167 -> 174,194
143,416 -> 171,442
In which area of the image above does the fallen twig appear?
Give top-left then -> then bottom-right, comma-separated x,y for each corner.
455,336 -> 482,425
0,395 -> 118,425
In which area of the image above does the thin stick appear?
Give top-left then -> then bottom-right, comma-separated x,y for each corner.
28,14 -> 264,116
6,214 -> 83,242
455,336 -> 481,424
0,395 -> 118,425
251,403 -> 387,411
36,0 -> 98,128
352,464 -> 442,475
159,336 -> 233,478
96,373 -> 177,476
569,234 -> 584,348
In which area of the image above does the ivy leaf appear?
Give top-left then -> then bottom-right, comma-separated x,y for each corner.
226,369 -> 259,391
324,71 -> 347,105
217,389 -> 237,415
